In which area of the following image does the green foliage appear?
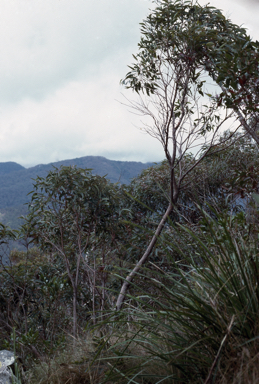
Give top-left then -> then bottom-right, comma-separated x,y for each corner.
0,222 -> 17,264
101,208 -> 259,383
123,0 -> 259,115
21,166 -> 126,337
0,152 -> 258,382
0,222 -> 16,243
25,165 -> 120,253
0,156 -> 151,229
127,132 -> 259,222
0,253 -> 72,359
1,3 -> 259,380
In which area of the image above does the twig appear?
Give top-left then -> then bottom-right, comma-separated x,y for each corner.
204,315 -> 235,384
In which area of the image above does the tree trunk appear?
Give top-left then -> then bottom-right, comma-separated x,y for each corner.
116,202 -> 173,310
72,286 -> 77,340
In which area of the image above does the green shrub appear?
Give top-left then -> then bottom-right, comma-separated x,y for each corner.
102,209 -> 259,383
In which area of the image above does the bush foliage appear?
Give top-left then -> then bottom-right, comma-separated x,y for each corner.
1,1 -> 259,382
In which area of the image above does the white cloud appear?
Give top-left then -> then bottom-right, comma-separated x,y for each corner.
0,64 -> 164,167
0,0 -> 163,166
0,0 -> 257,168
0,0 -> 153,103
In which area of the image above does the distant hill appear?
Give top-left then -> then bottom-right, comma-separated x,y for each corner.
0,161 -> 25,174
0,156 -> 154,229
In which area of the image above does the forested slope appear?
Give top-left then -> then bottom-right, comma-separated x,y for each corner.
0,156 -> 153,228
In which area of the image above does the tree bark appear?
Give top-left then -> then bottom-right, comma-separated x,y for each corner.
115,202 -> 173,310
72,287 -> 77,341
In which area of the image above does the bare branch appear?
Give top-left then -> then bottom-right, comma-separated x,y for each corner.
116,28 -> 240,310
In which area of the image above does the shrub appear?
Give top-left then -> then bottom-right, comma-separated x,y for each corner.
102,208 -> 259,383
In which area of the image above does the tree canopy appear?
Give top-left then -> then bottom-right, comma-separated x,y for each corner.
123,0 -> 259,144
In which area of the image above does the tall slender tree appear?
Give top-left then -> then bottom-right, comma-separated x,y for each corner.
128,0 -> 259,143
116,0 -> 240,310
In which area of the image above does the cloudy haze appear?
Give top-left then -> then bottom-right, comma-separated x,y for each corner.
0,0 -> 258,167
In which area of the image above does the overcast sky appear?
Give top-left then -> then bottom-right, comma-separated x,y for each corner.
0,0 -> 258,168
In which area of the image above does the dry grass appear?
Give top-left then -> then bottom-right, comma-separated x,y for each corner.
217,347 -> 259,384
26,336 -> 109,384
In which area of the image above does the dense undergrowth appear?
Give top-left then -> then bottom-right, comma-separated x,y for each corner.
2,0 -> 259,381
0,163 -> 259,383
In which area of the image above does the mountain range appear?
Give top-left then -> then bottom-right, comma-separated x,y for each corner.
0,156 -> 153,229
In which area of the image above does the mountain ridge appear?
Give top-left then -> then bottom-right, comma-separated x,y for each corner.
0,161 -> 25,174
0,155 -> 155,228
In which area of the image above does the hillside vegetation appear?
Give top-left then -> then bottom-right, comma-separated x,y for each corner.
0,132 -> 258,383
1,1 -> 259,383
0,156 -> 152,228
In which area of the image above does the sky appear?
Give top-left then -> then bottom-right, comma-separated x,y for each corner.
0,0 -> 258,168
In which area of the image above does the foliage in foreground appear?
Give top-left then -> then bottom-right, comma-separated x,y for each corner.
26,206 -> 259,383
0,156 -> 258,383
100,207 -> 259,383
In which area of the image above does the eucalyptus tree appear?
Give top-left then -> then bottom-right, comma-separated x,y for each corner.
139,0 -> 259,144
196,5 -> 259,145
24,166 -> 121,334
116,0 -> 240,310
